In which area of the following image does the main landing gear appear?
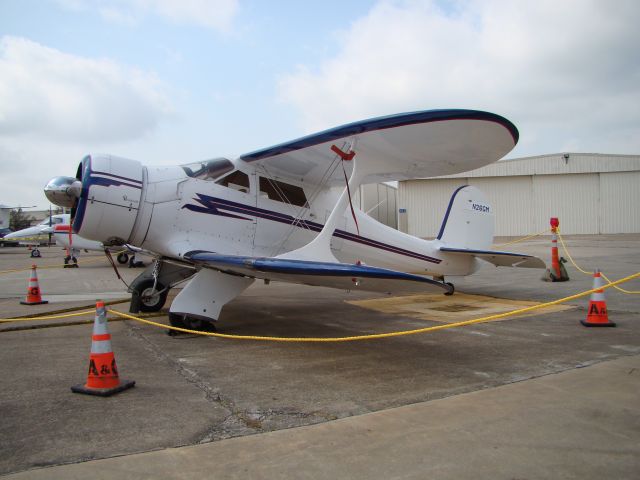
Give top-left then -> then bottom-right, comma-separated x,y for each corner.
128,257 -> 198,322
64,254 -> 78,268
134,278 -> 168,312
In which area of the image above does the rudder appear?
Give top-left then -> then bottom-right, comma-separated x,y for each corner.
437,185 -> 494,250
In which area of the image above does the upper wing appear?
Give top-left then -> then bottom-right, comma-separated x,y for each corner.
439,247 -> 546,269
240,109 -> 518,186
185,251 -> 453,294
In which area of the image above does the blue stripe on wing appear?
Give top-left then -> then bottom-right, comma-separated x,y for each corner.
185,251 -> 449,288
240,109 -> 518,162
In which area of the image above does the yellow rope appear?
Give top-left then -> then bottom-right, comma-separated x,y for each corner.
493,229 -> 550,248
557,230 -> 640,294
0,310 -> 95,322
106,271 -> 640,342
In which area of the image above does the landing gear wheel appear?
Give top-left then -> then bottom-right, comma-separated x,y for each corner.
168,312 -> 186,329
136,279 -> 168,312
64,255 -> 79,268
168,313 -> 216,332
444,282 -> 455,296
117,252 -> 129,264
31,249 -> 41,258
184,316 -> 216,332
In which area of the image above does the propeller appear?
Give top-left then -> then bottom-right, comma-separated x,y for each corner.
48,205 -> 52,246
44,177 -> 82,209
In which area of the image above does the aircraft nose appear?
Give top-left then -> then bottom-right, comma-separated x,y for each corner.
44,176 -> 82,208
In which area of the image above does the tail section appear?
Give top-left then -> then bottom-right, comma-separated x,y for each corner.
437,185 -> 545,269
437,185 -> 494,250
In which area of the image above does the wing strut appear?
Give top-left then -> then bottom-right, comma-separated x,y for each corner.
333,144 -> 360,236
279,139 -> 362,263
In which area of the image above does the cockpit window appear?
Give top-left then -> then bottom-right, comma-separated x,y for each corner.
216,170 -> 250,193
259,177 -> 308,208
181,158 -> 234,181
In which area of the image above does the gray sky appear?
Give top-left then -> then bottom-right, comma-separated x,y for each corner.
1,0 -> 639,208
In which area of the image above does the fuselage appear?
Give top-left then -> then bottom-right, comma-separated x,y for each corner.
137,160 -> 478,278
49,154 -> 479,278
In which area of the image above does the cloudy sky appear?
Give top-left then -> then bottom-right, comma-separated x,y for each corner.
1,0 -> 639,209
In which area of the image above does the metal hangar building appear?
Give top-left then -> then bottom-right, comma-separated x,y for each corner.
397,153 -> 640,237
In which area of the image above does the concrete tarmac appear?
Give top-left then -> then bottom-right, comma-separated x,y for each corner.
0,236 -> 639,478
6,354 -> 639,479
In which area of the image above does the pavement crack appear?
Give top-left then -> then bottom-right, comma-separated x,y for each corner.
123,321 -> 264,440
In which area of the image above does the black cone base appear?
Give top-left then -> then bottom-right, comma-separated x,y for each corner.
71,379 -> 135,397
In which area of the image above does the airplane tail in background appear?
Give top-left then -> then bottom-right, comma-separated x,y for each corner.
436,185 -> 494,250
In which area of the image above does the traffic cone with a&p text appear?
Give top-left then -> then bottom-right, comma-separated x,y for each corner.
581,270 -> 616,327
71,301 -> 135,396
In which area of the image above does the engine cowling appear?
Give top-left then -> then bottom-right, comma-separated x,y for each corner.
72,154 -> 144,245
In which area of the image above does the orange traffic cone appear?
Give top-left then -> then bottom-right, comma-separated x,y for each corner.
71,301 -> 135,396
20,265 -> 48,305
581,270 -> 616,327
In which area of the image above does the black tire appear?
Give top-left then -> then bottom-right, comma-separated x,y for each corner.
31,249 -> 41,258
184,316 -> 216,332
117,252 -> 129,264
444,282 -> 455,296
168,312 -> 187,328
136,279 -> 168,312
169,313 -> 216,332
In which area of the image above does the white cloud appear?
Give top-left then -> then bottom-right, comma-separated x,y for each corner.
278,0 -> 640,156
57,0 -> 239,32
0,36 -> 173,143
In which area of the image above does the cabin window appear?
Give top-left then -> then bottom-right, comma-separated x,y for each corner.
216,170 -> 250,193
181,158 -> 234,181
259,177 -> 308,208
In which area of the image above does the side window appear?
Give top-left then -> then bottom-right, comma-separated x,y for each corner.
259,177 -> 308,208
216,170 -> 250,193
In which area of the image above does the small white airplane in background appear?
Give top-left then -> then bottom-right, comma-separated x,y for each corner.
4,212 -> 134,265
45,109 -> 545,330
3,213 -> 69,258
50,223 -> 139,267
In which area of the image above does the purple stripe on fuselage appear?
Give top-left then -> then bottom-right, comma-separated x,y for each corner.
183,193 -> 441,265
91,170 -> 143,185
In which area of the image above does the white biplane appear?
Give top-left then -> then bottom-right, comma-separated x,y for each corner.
45,109 -> 545,330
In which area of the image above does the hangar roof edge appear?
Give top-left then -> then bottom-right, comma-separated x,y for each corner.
416,153 -> 640,179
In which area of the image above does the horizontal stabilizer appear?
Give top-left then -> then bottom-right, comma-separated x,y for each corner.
439,247 -> 546,269
185,251 -> 452,294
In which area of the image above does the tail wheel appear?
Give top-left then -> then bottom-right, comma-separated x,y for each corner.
136,279 -> 168,312
444,282 -> 455,296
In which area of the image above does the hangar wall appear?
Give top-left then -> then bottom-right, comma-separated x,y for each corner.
398,153 -> 640,237
357,183 -> 398,229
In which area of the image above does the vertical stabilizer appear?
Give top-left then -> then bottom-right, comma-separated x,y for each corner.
437,185 -> 494,250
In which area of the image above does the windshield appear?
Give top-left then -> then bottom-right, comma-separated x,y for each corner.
181,158 -> 234,181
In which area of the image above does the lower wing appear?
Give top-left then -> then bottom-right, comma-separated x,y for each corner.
185,251 -> 452,294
